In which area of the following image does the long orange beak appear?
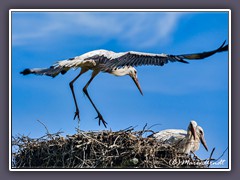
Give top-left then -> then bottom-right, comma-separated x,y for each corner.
200,135 -> 208,151
131,76 -> 143,95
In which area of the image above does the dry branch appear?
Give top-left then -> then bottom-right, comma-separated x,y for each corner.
12,129 -> 208,169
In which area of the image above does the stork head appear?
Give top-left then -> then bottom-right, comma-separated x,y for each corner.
196,126 -> 208,151
128,67 -> 143,95
188,120 -> 198,140
111,66 -> 143,95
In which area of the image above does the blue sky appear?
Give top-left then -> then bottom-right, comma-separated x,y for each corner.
11,11 -> 229,169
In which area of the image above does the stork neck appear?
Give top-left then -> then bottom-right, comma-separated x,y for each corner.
110,67 -> 130,76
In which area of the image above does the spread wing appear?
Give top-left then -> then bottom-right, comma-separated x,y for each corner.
104,41 -> 228,70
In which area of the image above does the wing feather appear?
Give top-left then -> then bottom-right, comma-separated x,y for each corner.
104,41 -> 228,69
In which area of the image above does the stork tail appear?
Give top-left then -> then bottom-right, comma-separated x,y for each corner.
20,68 -> 32,75
20,66 -> 69,78
19,57 -> 82,78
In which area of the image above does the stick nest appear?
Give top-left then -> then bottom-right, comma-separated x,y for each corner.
12,128 -> 208,169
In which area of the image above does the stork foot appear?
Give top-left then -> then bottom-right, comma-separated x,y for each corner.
73,110 -> 80,121
95,113 -> 108,128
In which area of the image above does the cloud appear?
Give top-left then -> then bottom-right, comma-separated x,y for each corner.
144,13 -> 182,47
11,11 -> 184,49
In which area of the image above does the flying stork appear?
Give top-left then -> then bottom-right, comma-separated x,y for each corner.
20,41 -> 228,127
151,120 -> 208,154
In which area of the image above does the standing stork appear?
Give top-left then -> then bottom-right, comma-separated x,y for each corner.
20,41 -> 228,127
152,120 -> 208,154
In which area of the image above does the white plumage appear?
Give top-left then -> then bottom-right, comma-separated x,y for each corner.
153,121 -> 208,154
20,41 -> 228,127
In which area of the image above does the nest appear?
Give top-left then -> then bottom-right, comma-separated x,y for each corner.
12,126 -> 211,169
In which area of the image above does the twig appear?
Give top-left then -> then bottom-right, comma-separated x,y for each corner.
190,151 -> 201,160
147,123 -> 162,130
81,132 -> 108,147
213,147 -> 228,162
119,125 -> 138,132
113,135 -> 121,146
208,147 -> 215,167
142,123 -> 148,131
139,123 -> 148,137
37,119 -> 52,138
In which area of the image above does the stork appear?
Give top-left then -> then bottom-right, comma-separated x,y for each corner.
152,121 -> 208,154
20,41 -> 228,127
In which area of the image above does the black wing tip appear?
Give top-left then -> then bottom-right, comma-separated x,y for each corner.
221,44 -> 228,52
20,68 -> 31,75
218,40 -> 228,52
179,59 -> 190,64
60,70 -> 67,75
221,40 -> 226,46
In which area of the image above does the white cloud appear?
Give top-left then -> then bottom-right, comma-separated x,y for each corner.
147,13 -> 181,47
12,11 -> 184,49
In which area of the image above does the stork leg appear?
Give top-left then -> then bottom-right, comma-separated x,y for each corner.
83,71 -> 108,128
69,68 -> 88,121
